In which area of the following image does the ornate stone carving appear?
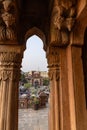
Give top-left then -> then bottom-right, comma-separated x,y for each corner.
48,69 -> 60,81
0,51 -> 22,81
48,70 -> 53,80
2,0 -> 13,12
0,26 -> 6,40
0,70 -> 11,81
0,52 -> 22,83
0,52 -> 22,63
47,46 -> 60,81
0,0 -> 17,41
0,70 -> 20,81
50,0 -> 76,46
0,47 -> 22,130
47,46 -> 60,67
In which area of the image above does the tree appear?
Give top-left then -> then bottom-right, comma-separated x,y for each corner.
43,78 -> 49,86
24,83 -> 32,89
20,74 -> 28,83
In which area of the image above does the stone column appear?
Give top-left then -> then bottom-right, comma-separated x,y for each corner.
48,0 -> 77,129
0,45 -> 23,130
47,45 -> 77,130
47,46 -> 61,130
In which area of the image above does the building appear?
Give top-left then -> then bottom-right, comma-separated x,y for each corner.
40,71 -> 48,78
26,71 -> 48,87
30,71 -> 43,87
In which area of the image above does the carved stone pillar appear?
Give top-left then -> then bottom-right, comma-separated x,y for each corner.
47,46 -> 61,130
47,0 -> 77,130
47,45 -> 77,130
0,45 -> 23,130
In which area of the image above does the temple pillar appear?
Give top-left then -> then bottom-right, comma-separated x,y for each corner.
47,0 -> 77,129
0,0 -> 23,129
69,45 -> 87,130
47,45 -> 77,130
47,46 -> 61,130
0,45 -> 23,130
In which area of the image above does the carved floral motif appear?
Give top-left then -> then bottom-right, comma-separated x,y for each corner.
0,0 -> 17,41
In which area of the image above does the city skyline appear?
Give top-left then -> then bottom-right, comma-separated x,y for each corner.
21,35 -> 48,72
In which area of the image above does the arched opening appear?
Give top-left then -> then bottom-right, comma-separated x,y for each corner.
22,35 -> 48,72
25,27 -> 47,50
82,28 -> 87,108
18,35 -> 49,130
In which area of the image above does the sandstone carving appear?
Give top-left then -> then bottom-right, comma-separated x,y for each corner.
0,70 -> 20,81
6,27 -> 16,40
2,12 -> 16,27
0,51 -> 22,63
47,47 -> 60,67
2,0 -> 13,12
0,51 -> 22,82
48,69 -> 60,81
48,70 -> 53,80
0,70 -> 11,81
0,26 -> 6,40
50,0 -> 76,46
0,48 -> 22,130
47,46 -> 60,81
0,0 -> 17,41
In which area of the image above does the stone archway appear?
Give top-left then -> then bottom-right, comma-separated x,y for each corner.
25,27 -> 46,45
0,27 -> 62,130
0,0 -> 87,130
0,27 -> 48,130
24,27 -> 61,130
0,11 -> 76,130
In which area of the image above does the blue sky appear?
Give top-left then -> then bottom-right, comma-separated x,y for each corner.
21,35 -> 48,72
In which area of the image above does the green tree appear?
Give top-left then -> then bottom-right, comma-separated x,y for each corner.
20,74 -> 28,83
43,78 -> 49,86
24,83 -> 32,89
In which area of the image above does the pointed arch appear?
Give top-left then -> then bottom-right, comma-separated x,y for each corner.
25,27 -> 46,50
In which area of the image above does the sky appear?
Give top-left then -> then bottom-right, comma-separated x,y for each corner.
21,35 -> 48,72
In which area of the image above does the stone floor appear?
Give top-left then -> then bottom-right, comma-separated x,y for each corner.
18,107 -> 48,130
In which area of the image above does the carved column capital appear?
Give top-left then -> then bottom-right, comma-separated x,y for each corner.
0,45 -> 23,82
47,46 -> 60,68
47,46 -> 60,81
50,0 -> 76,46
48,68 -> 60,81
0,69 -> 20,81
0,51 -> 22,81
0,51 -> 22,67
